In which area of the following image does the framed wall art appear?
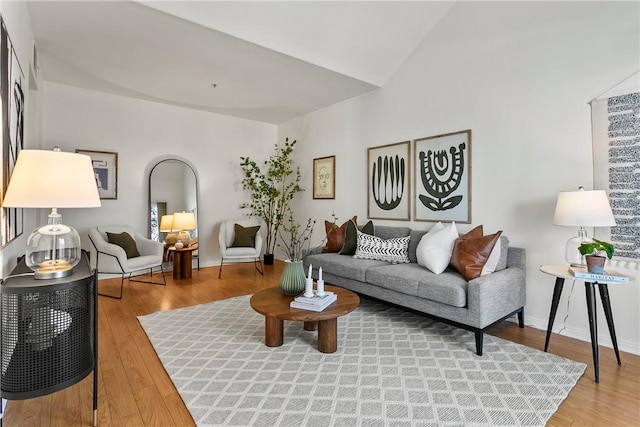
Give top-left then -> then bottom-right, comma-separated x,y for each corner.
313,155 -> 335,199
367,141 -> 410,220
591,89 -> 639,261
1,18 -> 25,247
414,130 -> 471,223
76,149 -> 118,200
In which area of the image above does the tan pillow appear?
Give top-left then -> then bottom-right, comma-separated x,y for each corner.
323,216 -> 357,253
450,226 -> 502,281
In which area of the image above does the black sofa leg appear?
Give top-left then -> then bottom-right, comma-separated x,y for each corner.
518,309 -> 525,328
475,331 -> 483,356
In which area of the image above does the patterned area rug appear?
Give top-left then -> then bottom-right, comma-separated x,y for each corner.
138,295 -> 585,427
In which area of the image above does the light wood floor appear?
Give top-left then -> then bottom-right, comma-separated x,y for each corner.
4,261 -> 639,426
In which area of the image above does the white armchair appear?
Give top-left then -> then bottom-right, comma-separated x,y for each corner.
218,219 -> 264,278
89,225 -> 165,299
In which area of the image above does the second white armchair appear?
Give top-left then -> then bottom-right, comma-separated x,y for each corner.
218,219 -> 264,278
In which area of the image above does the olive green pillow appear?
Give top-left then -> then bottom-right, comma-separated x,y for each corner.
106,232 -> 140,259
340,220 -> 374,255
231,224 -> 260,247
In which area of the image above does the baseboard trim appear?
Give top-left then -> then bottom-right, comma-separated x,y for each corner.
518,314 -> 640,356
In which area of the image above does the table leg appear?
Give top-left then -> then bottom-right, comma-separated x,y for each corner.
304,321 -> 317,331
585,281 -> 599,383
173,251 -> 193,279
544,277 -> 565,352
317,318 -> 337,353
598,283 -> 622,365
265,317 -> 284,347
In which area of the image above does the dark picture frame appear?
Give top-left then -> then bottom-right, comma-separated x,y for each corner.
367,141 -> 411,220
76,149 -> 118,200
413,130 -> 471,223
1,18 -> 25,247
313,155 -> 335,199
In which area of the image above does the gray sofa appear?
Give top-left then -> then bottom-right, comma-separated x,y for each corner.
303,225 -> 526,355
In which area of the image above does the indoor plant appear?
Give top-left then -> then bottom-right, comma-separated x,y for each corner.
240,138 -> 303,265
277,210 -> 316,295
578,239 -> 614,273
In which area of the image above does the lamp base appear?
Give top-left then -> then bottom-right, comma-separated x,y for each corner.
564,227 -> 591,266
34,263 -> 74,279
177,231 -> 191,246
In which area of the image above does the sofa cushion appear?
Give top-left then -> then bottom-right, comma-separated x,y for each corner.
366,263 -> 468,308
451,229 -> 503,281
340,219 -> 374,255
323,216 -> 356,253
354,231 -> 410,264
305,252 -> 388,282
408,229 -> 428,263
416,222 -> 459,274
416,268 -> 468,308
374,225 -> 411,240
495,236 -> 510,272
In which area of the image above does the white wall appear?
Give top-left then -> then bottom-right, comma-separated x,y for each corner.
279,1 -> 640,354
0,1 -> 41,277
40,82 -> 277,268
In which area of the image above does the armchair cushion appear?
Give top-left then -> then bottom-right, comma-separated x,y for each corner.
106,231 -> 140,258
231,224 -> 260,247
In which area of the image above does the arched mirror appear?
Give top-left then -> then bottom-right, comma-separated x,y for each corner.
148,159 -> 198,251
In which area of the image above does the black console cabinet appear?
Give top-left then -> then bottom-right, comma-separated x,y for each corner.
1,251 -> 97,426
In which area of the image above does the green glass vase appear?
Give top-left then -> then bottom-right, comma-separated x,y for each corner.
279,260 -> 306,296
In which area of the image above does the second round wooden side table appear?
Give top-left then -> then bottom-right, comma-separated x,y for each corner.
170,246 -> 197,279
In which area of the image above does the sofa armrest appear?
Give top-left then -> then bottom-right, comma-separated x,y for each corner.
467,267 -> 526,327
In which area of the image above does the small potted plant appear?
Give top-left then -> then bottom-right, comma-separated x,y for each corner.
578,239 -> 614,274
276,207 -> 316,295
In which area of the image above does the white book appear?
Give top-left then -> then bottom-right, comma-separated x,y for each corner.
290,294 -> 337,311
294,291 -> 335,305
569,267 -> 629,282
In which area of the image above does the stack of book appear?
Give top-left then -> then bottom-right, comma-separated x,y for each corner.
569,267 -> 629,282
290,291 -> 337,312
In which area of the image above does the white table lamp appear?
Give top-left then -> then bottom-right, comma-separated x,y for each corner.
1,148 -> 101,279
172,211 -> 196,246
159,214 -> 178,245
553,187 -> 615,266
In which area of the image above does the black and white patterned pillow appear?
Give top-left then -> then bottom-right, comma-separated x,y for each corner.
353,230 -> 410,264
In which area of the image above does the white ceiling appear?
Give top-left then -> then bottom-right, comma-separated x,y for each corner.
27,1 -> 455,124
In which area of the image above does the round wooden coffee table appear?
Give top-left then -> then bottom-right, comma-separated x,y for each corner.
250,285 -> 359,353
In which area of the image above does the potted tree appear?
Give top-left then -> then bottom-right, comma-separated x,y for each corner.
578,238 -> 614,274
240,138 -> 302,265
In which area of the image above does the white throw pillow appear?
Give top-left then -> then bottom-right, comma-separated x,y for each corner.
416,222 -> 459,274
481,239 -> 501,275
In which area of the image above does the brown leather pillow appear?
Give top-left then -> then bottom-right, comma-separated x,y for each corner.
323,216 -> 357,253
450,227 -> 502,281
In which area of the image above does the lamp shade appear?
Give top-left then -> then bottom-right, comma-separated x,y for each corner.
553,189 -> 616,227
159,214 -> 175,232
1,149 -> 101,279
172,211 -> 196,231
2,149 -> 101,208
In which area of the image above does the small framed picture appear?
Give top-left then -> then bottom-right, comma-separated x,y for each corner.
76,149 -> 118,199
367,141 -> 411,220
313,155 -> 335,199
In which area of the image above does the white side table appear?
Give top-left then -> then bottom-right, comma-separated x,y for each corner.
539,264 -> 634,383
